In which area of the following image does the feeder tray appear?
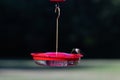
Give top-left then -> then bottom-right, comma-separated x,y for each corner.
31,52 -> 83,67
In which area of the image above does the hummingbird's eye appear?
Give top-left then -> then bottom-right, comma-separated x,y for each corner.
71,48 -> 81,54
75,48 -> 80,53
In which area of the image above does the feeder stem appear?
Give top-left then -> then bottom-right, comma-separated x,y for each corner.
55,3 -> 60,55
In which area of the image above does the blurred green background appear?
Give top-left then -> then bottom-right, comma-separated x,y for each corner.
0,0 -> 120,59
0,60 -> 120,80
0,1 -> 120,80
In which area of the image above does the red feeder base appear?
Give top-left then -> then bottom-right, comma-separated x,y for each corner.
31,52 -> 83,67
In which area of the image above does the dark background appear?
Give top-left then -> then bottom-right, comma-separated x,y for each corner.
0,0 -> 120,59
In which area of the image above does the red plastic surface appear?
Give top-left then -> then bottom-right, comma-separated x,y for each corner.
50,0 -> 65,2
31,52 -> 83,61
31,52 -> 83,67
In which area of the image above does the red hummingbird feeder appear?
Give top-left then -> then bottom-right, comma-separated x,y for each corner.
31,0 -> 83,67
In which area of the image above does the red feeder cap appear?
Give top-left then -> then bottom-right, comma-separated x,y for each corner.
50,0 -> 65,2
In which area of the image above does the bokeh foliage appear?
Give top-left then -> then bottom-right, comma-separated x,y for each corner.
0,0 -> 120,58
